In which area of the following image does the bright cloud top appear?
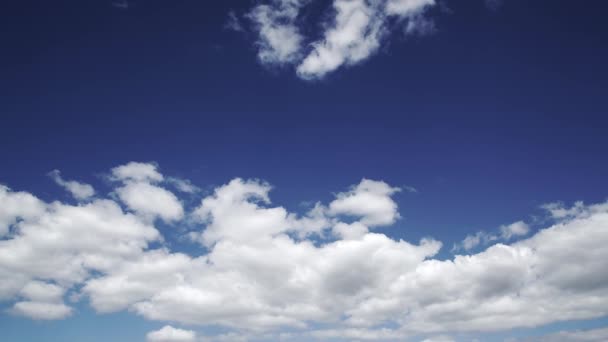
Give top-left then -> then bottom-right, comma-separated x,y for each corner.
1,162 -> 608,341
241,0 -> 437,79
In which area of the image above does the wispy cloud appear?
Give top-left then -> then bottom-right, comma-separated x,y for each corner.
112,0 -> 130,10
453,220 -> 530,252
225,10 -> 244,32
48,169 -> 95,201
485,0 -> 503,11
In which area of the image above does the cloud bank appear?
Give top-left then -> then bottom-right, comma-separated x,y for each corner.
240,0 -> 437,79
1,163 -> 608,340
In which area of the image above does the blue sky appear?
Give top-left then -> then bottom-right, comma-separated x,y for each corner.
1,0 -> 608,341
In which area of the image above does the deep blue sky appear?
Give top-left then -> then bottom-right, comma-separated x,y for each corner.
2,0 -> 607,242
1,1 -> 608,340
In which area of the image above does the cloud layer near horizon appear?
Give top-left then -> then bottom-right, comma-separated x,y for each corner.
241,0 -> 437,79
1,162 -> 608,341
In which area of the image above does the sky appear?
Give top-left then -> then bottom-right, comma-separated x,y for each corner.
1,0 -> 608,341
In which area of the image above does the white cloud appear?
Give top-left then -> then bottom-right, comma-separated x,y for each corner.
0,185 -> 45,237
10,300 -> 72,320
147,325 -> 196,342
19,281 -> 65,303
192,178 -> 289,246
1,165 -> 608,341
167,177 -> 200,194
453,220 -> 530,251
9,280 -> 72,320
328,179 -> 401,226
454,231 -> 494,251
48,169 -> 95,200
296,0 -> 386,79
0,191 -> 159,301
111,162 -> 184,222
247,0 -> 309,65
242,0 -> 437,79
500,220 -> 529,240
116,182 -> 184,222
111,162 -> 164,183
542,201 -> 585,219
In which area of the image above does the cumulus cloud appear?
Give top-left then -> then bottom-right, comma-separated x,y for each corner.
48,169 -> 95,200
0,182 -> 160,305
111,162 -> 184,222
147,325 -> 196,342
499,220 -> 529,240
1,164 -> 608,341
0,185 -> 45,237
241,0 -> 437,79
115,182 -> 184,222
10,300 -> 72,320
10,281 -> 72,320
111,162 -> 164,183
328,179 -> 401,226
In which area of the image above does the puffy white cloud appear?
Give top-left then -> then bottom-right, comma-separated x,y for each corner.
83,249 -> 192,313
19,281 -> 65,303
242,0 -> 437,79
328,179 -> 401,226
0,189 -> 160,306
48,169 -> 95,200
9,280 -> 72,320
146,325 -> 196,342
0,185 -> 45,237
455,230 -> 494,251
192,178 -> 289,246
111,162 -> 184,222
116,182 -> 184,222
1,164 -> 608,341
500,220 -> 529,240
111,162 -> 164,183
120,233 -> 440,331
10,300 -> 72,320
297,0 -> 386,79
